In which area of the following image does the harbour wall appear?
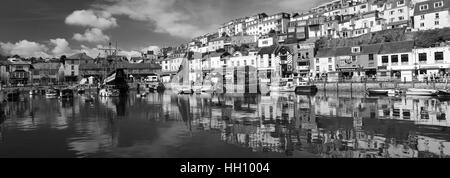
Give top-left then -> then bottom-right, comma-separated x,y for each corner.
316,82 -> 448,92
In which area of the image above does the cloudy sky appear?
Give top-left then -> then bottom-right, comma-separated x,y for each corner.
0,0 -> 327,58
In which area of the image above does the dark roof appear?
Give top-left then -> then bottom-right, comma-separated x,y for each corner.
275,46 -> 293,55
414,0 -> 450,16
360,44 -> 383,55
335,47 -> 352,56
67,53 -> 94,60
258,45 -> 279,55
315,48 -> 336,58
379,41 -> 414,54
33,63 -> 61,70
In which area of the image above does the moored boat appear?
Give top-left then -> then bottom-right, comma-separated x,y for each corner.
295,82 -> 318,94
437,90 -> 450,98
45,88 -> 59,98
367,89 -> 400,96
269,80 -> 296,92
60,89 -> 74,99
405,89 -> 438,96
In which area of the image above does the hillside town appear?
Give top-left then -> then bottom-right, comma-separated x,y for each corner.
0,0 -> 449,88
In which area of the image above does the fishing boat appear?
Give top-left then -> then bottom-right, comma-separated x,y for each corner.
45,88 -> 59,98
99,88 -> 120,97
367,89 -> 400,96
60,89 -> 74,99
295,82 -> 318,94
405,89 -> 438,96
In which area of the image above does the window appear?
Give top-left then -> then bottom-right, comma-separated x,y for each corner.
71,71 -> 75,76
401,54 -> 409,63
420,23 -> 425,27
251,60 -> 255,65
434,1 -> 443,8
328,58 -> 332,63
71,65 -> 75,70
316,66 -> 320,72
436,13 -> 440,19
268,60 -> 272,67
421,15 -> 425,20
316,58 -> 320,63
328,65 -> 333,71
435,52 -> 444,61
419,53 -> 427,62
398,9 -> 403,13
398,0 -> 405,5
399,16 -> 404,21
352,47 -> 361,53
419,4 -> 429,11
369,54 -> 374,61
382,56 -> 389,64
435,21 -> 440,25
391,55 -> 399,64
390,11 -> 395,15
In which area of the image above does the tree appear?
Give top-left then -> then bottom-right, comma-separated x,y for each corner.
60,55 -> 67,64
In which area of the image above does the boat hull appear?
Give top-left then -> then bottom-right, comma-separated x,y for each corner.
295,85 -> 318,94
406,89 -> 438,96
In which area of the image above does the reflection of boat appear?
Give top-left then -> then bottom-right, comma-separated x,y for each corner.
99,88 -> 120,97
45,88 -> 59,98
177,86 -> 194,95
406,89 -> 438,96
6,90 -> 20,101
367,89 -> 399,96
295,82 -> 318,94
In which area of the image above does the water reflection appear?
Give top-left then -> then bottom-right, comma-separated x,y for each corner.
0,91 -> 449,158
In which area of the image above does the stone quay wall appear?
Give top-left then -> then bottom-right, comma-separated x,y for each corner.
316,82 -> 448,93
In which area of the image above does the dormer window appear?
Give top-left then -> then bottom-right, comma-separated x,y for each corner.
419,4 -> 429,11
435,1 -> 443,8
397,0 -> 405,6
352,47 -> 361,53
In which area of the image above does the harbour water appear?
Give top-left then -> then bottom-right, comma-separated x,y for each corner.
0,91 -> 449,158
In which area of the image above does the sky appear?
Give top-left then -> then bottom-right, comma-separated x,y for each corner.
0,0 -> 328,58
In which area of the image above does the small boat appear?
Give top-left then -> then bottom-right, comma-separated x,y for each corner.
367,89 -> 400,96
437,90 -> 450,98
99,88 -> 120,97
270,80 -> 296,92
77,88 -> 85,95
295,82 -> 318,94
60,89 -> 74,99
405,89 -> 438,96
29,89 -> 39,96
45,88 -> 59,98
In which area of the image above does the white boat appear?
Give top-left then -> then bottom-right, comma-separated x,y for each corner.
269,81 -> 296,92
99,88 -> 120,97
405,89 -> 438,96
45,89 -> 59,98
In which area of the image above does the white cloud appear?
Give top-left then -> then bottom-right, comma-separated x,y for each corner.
73,28 -> 110,43
97,0 -> 213,39
50,38 -> 74,56
0,40 -> 50,58
65,9 -> 118,30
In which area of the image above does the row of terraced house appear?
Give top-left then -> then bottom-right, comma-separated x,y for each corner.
157,0 -> 450,83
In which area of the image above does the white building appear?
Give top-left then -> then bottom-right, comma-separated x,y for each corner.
383,0 -> 412,29
376,41 -> 415,82
245,13 -> 290,37
413,43 -> 450,79
313,48 -> 337,78
413,0 -> 450,31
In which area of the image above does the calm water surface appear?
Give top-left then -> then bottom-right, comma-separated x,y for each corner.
0,91 -> 449,158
